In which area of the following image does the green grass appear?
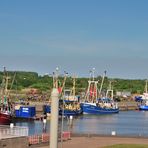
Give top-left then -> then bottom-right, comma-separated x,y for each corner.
102,144 -> 148,148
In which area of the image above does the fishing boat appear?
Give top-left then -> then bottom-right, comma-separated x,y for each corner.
59,81 -> 82,117
80,69 -> 119,114
138,80 -> 148,111
59,99 -> 82,116
44,69 -> 82,116
0,67 -> 15,124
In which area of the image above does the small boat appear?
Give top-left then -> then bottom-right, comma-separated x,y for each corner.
138,80 -> 148,111
0,67 -> 15,124
138,98 -> 148,111
81,69 -> 119,114
139,104 -> 148,111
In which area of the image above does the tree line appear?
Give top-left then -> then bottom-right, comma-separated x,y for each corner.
0,71 -> 146,95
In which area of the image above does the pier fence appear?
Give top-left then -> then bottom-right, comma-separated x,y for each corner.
28,131 -> 71,146
0,125 -> 28,138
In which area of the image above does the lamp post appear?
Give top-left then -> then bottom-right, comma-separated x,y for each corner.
50,88 -> 59,148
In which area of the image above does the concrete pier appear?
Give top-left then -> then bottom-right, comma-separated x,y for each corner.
0,125 -> 29,148
0,136 -> 28,148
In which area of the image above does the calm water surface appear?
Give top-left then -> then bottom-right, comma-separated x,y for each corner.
14,111 -> 148,137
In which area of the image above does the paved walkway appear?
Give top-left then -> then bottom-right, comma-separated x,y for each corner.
38,136 -> 148,148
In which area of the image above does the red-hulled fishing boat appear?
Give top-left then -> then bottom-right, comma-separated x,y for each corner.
0,67 -> 15,125
0,111 -> 12,124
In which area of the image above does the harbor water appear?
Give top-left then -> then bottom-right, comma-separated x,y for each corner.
14,110 -> 148,137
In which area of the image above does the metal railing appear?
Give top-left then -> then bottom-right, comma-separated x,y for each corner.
0,125 -> 28,138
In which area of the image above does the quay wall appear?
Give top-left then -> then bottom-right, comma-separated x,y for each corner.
32,101 -> 139,113
118,102 -> 139,111
20,101 -> 139,117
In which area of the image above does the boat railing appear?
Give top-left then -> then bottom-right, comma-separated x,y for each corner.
0,125 -> 28,138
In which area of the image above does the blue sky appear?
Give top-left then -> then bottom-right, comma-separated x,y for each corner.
0,0 -> 148,79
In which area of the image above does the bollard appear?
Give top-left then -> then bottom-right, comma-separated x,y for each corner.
43,119 -> 47,124
111,131 -> 116,136
10,123 -> 14,135
69,116 -> 73,126
43,119 -> 47,132
70,115 -> 73,120
10,123 -> 14,128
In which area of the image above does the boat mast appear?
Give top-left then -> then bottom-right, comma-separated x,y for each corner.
99,71 -> 106,97
60,71 -> 68,95
145,79 -> 148,93
106,80 -> 114,99
0,67 -> 11,104
3,67 -> 10,96
55,67 -> 59,89
53,67 -> 61,89
72,76 -> 76,97
8,72 -> 16,97
0,70 -> 5,96
52,68 -> 68,96
86,68 -> 98,102
92,68 -> 97,100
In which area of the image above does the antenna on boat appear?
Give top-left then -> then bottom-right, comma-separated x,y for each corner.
89,70 -> 92,81
92,68 -> 95,81
99,70 -> 106,97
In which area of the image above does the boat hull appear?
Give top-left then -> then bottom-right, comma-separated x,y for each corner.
81,103 -> 119,114
59,109 -> 82,116
139,105 -> 148,111
43,105 -> 82,116
0,112 -> 12,125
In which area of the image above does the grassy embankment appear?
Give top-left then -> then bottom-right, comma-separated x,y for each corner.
103,144 -> 148,148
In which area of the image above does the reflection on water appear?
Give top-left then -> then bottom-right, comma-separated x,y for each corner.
14,111 -> 148,137
14,120 -> 49,135
73,114 -> 119,134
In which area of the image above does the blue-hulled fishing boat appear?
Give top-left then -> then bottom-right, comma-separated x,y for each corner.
139,105 -> 148,110
59,100 -> 82,116
80,69 -> 119,114
58,76 -> 82,116
44,70 -> 82,116
138,80 -> 148,111
43,99 -> 82,116
81,102 -> 119,114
